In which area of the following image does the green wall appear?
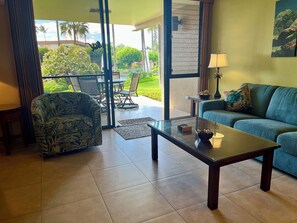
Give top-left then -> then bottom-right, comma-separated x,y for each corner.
209,0 -> 297,94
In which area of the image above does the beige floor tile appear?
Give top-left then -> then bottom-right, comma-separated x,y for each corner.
272,174 -> 297,201
169,152 -> 208,172
158,138 -> 184,155
0,161 -> 41,190
92,164 -> 149,194
143,212 -> 186,223
0,184 -> 41,221
0,212 -> 41,223
134,155 -> 189,181
42,173 -> 100,209
218,165 -> 260,194
42,197 -> 112,223
231,159 -> 283,179
192,164 -> 260,195
0,145 -> 41,169
48,147 -> 104,166
103,183 -> 174,223
42,159 -> 90,182
87,150 -> 131,171
152,172 -> 208,210
120,144 -> 153,162
226,185 -> 297,223
178,196 -> 260,223
96,141 -> 120,152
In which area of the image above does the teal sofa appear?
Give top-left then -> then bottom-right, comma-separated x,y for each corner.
199,83 -> 297,177
31,92 -> 102,157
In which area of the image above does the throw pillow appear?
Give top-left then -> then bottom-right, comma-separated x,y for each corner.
224,84 -> 252,112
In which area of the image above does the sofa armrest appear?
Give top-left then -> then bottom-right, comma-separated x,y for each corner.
199,99 -> 225,117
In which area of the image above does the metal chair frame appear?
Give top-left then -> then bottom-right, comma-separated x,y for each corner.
117,73 -> 140,109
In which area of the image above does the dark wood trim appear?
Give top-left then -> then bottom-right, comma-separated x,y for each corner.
164,0 -> 172,120
199,1 -> 213,92
6,0 -> 44,143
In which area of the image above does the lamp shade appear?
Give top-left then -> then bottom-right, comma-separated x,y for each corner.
208,54 -> 228,68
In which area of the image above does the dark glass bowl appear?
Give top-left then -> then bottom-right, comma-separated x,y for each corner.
195,129 -> 213,141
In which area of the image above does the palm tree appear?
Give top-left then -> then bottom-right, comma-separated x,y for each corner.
37,25 -> 48,41
60,22 -> 89,45
147,25 -> 159,51
77,23 -> 89,44
56,21 -> 61,46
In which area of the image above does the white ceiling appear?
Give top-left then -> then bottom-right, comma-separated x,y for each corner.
33,0 -> 163,26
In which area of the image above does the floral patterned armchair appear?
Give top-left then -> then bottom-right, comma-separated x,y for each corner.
31,92 -> 102,157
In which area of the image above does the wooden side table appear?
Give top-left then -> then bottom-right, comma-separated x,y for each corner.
0,104 -> 27,155
186,96 -> 209,117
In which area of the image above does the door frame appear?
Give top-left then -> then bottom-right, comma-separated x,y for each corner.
163,0 -> 202,120
99,0 -> 116,129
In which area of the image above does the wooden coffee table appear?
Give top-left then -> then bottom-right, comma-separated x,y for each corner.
147,117 -> 280,210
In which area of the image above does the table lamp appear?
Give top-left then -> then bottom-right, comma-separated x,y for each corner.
208,53 -> 228,99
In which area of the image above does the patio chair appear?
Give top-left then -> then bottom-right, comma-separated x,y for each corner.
117,73 -> 140,109
69,77 -> 81,92
112,71 -> 123,103
77,76 -> 106,111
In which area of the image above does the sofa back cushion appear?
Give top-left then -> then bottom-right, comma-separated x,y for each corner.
266,87 -> 297,125
33,92 -> 89,120
244,83 -> 278,117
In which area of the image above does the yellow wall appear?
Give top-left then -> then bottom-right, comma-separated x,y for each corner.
209,0 -> 297,94
0,4 -> 20,106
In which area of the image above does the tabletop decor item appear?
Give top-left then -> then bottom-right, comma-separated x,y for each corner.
178,124 -> 192,133
195,128 -> 214,141
199,90 -> 210,100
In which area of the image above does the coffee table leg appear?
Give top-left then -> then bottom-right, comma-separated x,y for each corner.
151,128 -> 158,160
208,165 -> 220,210
260,150 -> 274,191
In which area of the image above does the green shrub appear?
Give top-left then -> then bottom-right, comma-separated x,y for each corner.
42,45 -> 100,76
116,46 -> 142,69
43,78 -> 72,93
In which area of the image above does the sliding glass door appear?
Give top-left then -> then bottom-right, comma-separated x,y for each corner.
163,0 -> 202,119
33,0 -> 115,128
98,0 -> 116,128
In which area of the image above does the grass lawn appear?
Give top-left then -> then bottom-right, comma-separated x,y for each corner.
124,74 -> 161,101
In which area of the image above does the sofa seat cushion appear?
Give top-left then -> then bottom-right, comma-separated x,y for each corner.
277,132 -> 297,157
45,114 -> 93,136
234,119 -> 297,141
203,110 -> 260,127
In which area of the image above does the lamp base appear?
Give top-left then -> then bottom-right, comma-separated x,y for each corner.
214,72 -> 221,99
214,91 -> 221,99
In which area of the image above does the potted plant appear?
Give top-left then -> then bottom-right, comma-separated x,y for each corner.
199,90 -> 210,100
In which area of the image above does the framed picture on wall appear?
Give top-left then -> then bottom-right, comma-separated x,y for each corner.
271,0 -> 297,57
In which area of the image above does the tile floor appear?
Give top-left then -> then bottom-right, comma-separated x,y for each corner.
1,97 -> 297,223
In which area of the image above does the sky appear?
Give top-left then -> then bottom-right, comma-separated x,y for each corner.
35,20 -> 152,50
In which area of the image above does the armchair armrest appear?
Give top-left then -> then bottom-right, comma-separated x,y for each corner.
199,99 -> 225,118
31,98 -> 48,153
81,94 -> 102,145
